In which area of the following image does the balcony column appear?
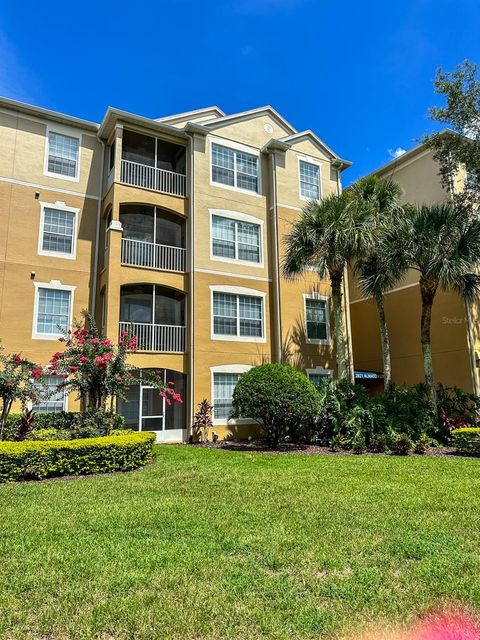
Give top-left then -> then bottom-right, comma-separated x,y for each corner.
113,124 -> 123,185
104,220 -> 123,344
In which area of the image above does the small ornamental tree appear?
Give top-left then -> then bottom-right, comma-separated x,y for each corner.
0,348 -> 46,440
192,399 -> 213,443
231,364 -> 321,448
50,312 -> 182,416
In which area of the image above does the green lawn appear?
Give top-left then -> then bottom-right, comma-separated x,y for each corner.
1,446 -> 479,640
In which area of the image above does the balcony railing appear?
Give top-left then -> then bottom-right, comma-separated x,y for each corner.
121,238 -> 186,272
120,159 -> 186,197
119,322 -> 186,353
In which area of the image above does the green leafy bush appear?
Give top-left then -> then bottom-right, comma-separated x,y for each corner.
5,411 -> 126,441
329,434 -> 344,452
391,433 -> 412,456
0,432 -> 155,482
351,434 -> 367,454
451,428 -> 480,456
414,434 -> 431,454
232,364 -> 321,448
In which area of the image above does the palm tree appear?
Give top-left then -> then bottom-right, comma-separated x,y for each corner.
283,193 -> 374,381
399,203 -> 480,410
348,177 -> 404,393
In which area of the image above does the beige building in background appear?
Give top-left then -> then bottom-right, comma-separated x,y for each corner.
349,141 -> 480,395
0,97 -> 352,440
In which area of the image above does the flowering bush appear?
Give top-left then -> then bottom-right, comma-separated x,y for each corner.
0,348 -> 46,440
50,312 -> 182,418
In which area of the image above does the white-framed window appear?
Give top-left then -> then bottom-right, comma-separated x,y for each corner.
211,286 -> 266,342
210,210 -> 263,265
32,282 -> 75,340
210,364 -> 252,424
211,141 -> 259,194
299,159 -> 321,200
304,294 -> 329,343
38,202 -> 78,259
44,127 -> 80,181
306,367 -> 333,386
32,375 -> 67,413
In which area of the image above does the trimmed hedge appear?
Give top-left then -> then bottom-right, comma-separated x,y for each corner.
0,432 -> 156,483
451,428 -> 480,456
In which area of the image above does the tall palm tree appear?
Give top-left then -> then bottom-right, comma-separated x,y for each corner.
348,176 -> 404,393
283,193 -> 374,381
399,203 -> 480,410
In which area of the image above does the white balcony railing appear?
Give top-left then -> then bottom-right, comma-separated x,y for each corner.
121,238 -> 186,272
120,159 -> 186,197
119,322 -> 186,353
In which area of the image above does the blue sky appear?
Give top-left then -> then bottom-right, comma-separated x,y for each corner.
0,0 -> 479,184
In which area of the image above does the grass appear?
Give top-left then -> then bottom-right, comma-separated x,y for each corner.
0,446 -> 479,640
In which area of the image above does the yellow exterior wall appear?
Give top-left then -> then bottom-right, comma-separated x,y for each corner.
0,109 -> 102,412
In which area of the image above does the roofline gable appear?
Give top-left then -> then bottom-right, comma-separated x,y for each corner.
155,106 -> 226,124
281,130 -> 352,169
200,106 -> 297,135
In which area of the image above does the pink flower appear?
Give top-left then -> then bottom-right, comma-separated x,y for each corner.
68,365 -> 79,372
31,369 -> 43,380
79,356 -> 88,364
173,393 -> 183,404
165,397 -> 171,406
100,339 -> 112,347
91,338 -> 99,346
13,354 -> 23,365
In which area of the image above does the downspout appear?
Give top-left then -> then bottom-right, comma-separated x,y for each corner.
186,132 -> 195,435
270,150 -> 282,362
465,300 -> 479,396
91,137 -> 105,317
336,163 -> 355,383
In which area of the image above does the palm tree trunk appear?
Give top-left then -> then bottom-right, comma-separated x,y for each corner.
420,278 -> 438,412
375,295 -> 392,393
330,272 -> 348,380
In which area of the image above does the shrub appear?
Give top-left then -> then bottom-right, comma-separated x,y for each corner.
351,434 -> 367,454
369,434 -> 390,453
414,433 -> 431,454
31,428 -> 71,441
232,364 -> 321,448
451,428 -> 480,456
391,433 -> 412,456
4,411 -> 126,441
0,432 -> 155,482
329,434 -> 344,452
192,399 -> 213,443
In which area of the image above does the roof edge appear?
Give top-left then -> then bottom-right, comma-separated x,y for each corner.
0,96 -> 99,131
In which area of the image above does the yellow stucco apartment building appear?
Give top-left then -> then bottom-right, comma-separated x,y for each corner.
0,97 -> 352,441
349,140 -> 480,396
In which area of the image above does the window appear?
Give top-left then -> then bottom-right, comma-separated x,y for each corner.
46,132 -> 79,178
40,206 -> 76,257
305,296 -> 328,342
108,140 -> 116,173
32,376 -> 66,413
212,214 -> 261,263
213,292 -> 263,338
212,372 -> 241,420
212,143 -> 259,193
35,287 -> 72,337
466,169 -> 478,190
299,160 -> 320,199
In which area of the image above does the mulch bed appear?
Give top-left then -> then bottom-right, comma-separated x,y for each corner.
193,440 -> 466,458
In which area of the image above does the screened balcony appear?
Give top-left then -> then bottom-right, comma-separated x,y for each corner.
119,284 -> 186,353
120,205 -> 186,272
120,130 -> 187,197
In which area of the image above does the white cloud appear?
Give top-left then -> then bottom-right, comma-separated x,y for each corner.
0,31 -> 39,102
388,147 -> 407,159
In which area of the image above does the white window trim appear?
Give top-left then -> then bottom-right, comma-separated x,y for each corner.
303,293 -> 331,345
29,375 -> 68,413
209,136 -> 263,198
298,155 -> 322,202
210,364 -> 254,426
37,201 -> 79,260
210,285 -> 267,343
43,123 -> 81,183
306,367 -> 333,381
32,280 -> 76,341
209,208 -> 264,268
